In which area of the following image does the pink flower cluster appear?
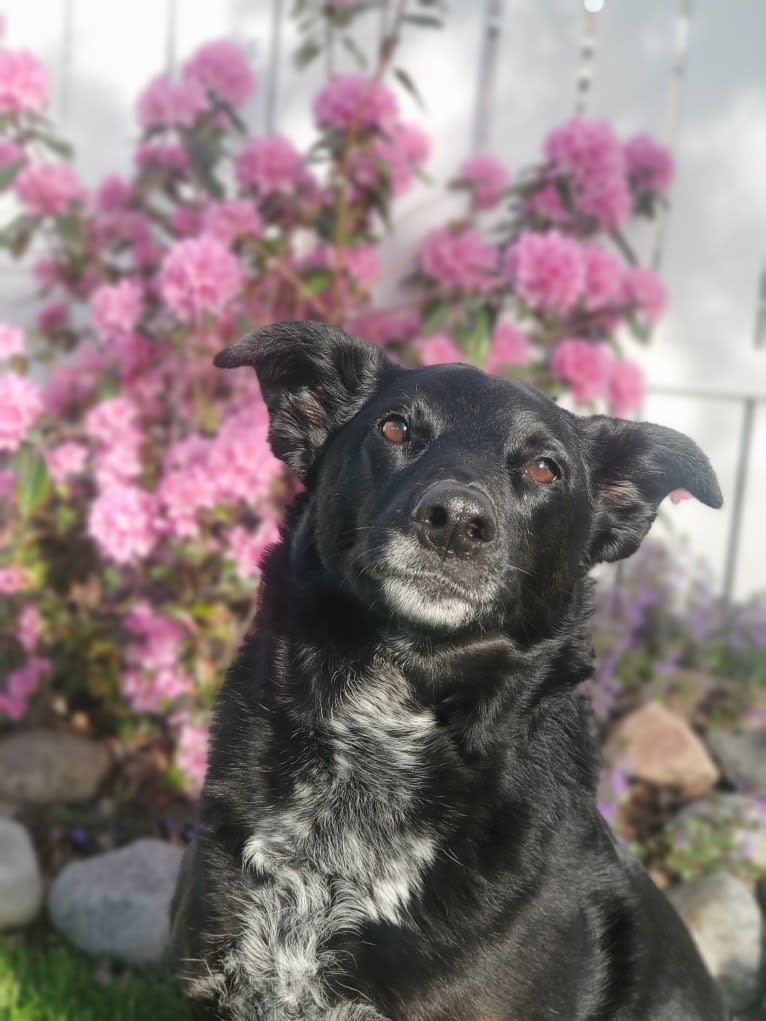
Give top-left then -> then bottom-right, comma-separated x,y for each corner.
413,332 -> 463,366
0,323 -> 24,360
350,120 -> 430,198
181,39 -> 255,109
0,372 -> 43,452
551,338 -> 645,414
235,134 -> 307,195
458,153 -> 510,211
621,266 -> 667,321
539,117 -> 631,231
137,73 -> 207,130
45,441 -> 87,483
313,73 -> 398,132
0,656 -> 49,720
91,279 -> 143,343
419,227 -> 497,293
88,484 -> 156,565
624,134 -> 675,196
159,237 -> 243,320
0,565 -> 28,594
174,718 -> 209,794
121,602 -> 192,713
0,48 -> 49,114
485,322 -> 529,374
508,230 -> 584,314
15,162 -> 82,216
228,518 -> 281,581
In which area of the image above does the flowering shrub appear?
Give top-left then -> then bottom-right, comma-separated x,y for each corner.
0,5 -> 677,793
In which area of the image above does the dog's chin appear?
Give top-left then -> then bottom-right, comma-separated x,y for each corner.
380,574 -> 480,631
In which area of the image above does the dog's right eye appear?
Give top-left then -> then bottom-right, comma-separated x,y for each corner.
380,415 -> 410,444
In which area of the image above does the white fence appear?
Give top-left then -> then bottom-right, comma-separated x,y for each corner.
2,0 -> 764,598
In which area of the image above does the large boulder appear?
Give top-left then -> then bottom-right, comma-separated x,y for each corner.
606,701 -> 718,799
673,793 -> 766,871
0,818 -> 43,929
0,729 -> 111,804
706,728 -> 766,792
48,838 -> 184,964
667,872 -> 764,1011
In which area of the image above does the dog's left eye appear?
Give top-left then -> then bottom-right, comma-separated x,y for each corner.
524,458 -> 560,484
380,415 -> 410,444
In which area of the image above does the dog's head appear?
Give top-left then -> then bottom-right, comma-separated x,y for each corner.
215,322 -> 722,637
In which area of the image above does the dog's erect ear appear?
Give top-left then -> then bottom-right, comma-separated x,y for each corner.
579,415 -> 723,565
214,321 -> 394,480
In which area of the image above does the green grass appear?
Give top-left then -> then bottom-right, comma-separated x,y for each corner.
0,935 -> 191,1021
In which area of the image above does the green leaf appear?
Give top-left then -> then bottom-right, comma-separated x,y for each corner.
294,37 -> 321,68
403,13 -> 444,28
394,67 -> 426,109
0,159 -> 23,190
421,302 -> 449,335
28,128 -> 73,158
341,34 -> 369,68
15,446 -> 50,518
302,268 -> 334,295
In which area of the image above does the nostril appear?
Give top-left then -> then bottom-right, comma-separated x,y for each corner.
423,504 -> 448,530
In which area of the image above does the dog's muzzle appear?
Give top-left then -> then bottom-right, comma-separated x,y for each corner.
412,481 -> 497,559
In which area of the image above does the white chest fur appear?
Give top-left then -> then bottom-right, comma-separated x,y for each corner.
210,668 -> 437,1020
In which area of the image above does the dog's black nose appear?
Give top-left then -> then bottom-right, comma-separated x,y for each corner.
412,481 -> 497,558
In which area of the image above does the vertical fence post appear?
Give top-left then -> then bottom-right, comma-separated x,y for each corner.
722,397 -> 757,605
470,0 -> 504,156
574,10 -> 598,116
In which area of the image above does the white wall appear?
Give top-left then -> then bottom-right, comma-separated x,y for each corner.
1,0 -> 764,598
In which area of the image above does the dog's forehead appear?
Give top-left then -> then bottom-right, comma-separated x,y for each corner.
375,363 -> 571,434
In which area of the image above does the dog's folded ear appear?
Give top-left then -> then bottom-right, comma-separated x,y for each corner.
579,415 -> 723,565
214,321 -> 394,481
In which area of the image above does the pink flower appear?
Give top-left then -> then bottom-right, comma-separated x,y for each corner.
45,441 -> 87,483
92,435 -> 143,487
543,117 -> 630,230
350,121 -> 430,197
0,565 -> 28,594
0,656 -> 49,720
15,162 -> 82,216
621,266 -> 667,321
624,134 -> 674,196
120,604 -> 194,710
91,279 -> 143,343
137,72 -> 207,129
182,39 -> 255,108
485,323 -> 529,374
607,359 -> 645,416
0,323 -> 25,359
228,518 -> 281,581
419,227 -> 497,293
347,309 -> 419,346
170,205 -> 204,238
174,719 -> 209,794
159,237 -> 243,320
582,245 -> 622,311
0,139 -> 24,167
313,73 -> 398,132
135,142 -> 189,173
0,49 -> 49,114
95,175 -> 131,212
17,604 -> 43,652
458,154 -> 510,210
37,302 -> 68,334
508,230 -> 585,314
235,134 -> 306,195
551,338 -> 611,402
84,395 -> 138,443
0,372 -> 43,451
88,484 -> 156,564
202,199 -> 262,244
413,332 -> 463,366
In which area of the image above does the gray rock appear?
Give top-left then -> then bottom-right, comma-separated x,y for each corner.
0,730 -> 111,804
48,838 -> 184,963
706,729 -> 766,791
668,872 -> 764,1011
0,818 -> 43,929
673,793 -> 766,871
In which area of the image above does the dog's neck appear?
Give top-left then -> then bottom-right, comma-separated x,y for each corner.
252,528 -> 596,764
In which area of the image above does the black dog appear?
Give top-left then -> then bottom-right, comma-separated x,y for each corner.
171,321 -> 726,1021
